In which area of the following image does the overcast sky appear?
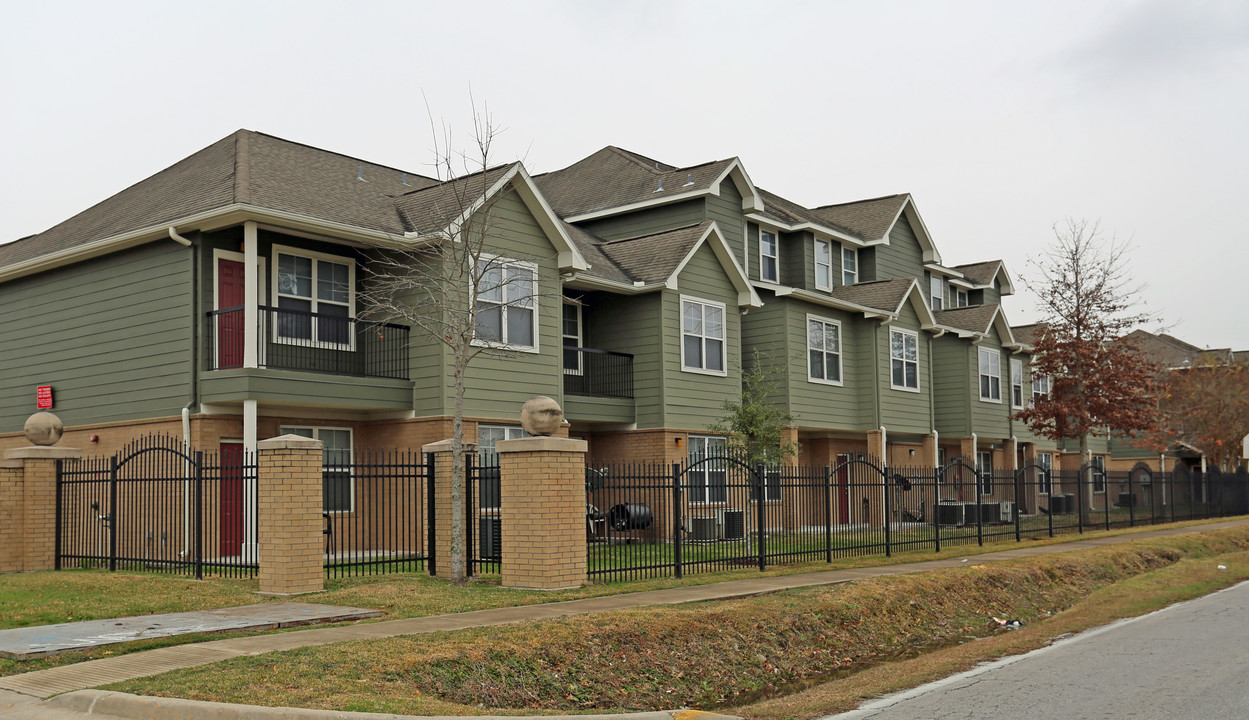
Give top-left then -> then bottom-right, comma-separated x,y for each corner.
4,0 -> 1247,348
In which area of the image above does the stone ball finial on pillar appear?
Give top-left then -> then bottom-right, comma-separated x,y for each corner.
520,396 -> 563,436
24,412 -> 64,447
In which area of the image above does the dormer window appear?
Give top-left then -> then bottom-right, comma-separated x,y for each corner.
930,275 -> 944,310
760,230 -> 778,282
814,239 -> 832,291
955,289 -> 969,307
842,247 -> 858,285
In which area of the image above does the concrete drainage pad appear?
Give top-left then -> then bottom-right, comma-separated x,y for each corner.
0,603 -> 383,659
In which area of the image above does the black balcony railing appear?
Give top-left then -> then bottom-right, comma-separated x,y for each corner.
563,347 -> 633,399
206,306 -> 410,380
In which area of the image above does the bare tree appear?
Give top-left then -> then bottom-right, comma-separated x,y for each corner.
360,106 -> 540,584
1013,219 -> 1160,519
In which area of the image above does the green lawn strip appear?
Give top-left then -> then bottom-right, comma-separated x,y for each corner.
732,548 -> 1249,720
106,525 -> 1249,715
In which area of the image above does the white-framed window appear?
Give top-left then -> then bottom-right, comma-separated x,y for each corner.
807,315 -> 843,385
1091,454 -> 1106,494
955,289 -> 969,307
273,245 -> 354,348
1031,372 -> 1050,405
977,450 -> 993,495
814,239 -> 832,291
280,426 -> 353,512
979,347 -> 1002,402
1038,451 -> 1054,495
562,302 -> 582,375
477,424 -> 528,509
842,246 -> 858,285
890,328 -> 919,391
687,435 -> 727,504
681,296 -> 726,375
1010,359 -> 1025,408
473,256 -> 538,352
759,230 -> 778,282
930,275 -> 944,311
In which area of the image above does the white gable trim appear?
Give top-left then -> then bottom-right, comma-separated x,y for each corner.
665,222 -> 762,308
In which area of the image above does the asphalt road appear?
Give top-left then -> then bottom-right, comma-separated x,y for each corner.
823,579 -> 1249,720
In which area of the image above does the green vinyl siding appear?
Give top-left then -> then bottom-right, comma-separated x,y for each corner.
875,302 -> 931,434
705,179 -> 745,260
969,328 -> 1011,439
873,216 -> 925,281
740,292 -> 790,411
583,291 -> 660,428
781,301 -> 861,430
932,334 -> 971,436
578,199 -> 705,242
0,242 -> 193,432
662,242 -> 741,430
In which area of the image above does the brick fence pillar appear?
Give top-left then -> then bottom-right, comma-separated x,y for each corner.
496,436 -> 587,589
0,459 -> 26,572
257,435 -> 323,595
3,446 -> 83,572
421,439 -> 476,580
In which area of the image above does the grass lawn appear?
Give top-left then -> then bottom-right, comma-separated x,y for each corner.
106,524 -> 1249,716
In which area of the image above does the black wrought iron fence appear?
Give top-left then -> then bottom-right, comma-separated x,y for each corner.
323,449 -> 433,578
584,457 -> 1249,582
467,453 -> 502,576
56,435 -> 258,579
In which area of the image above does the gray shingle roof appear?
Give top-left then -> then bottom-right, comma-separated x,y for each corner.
935,304 -> 1001,335
561,221 -> 631,285
393,164 -> 517,236
596,223 -> 710,286
0,130 -> 438,269
831,277 -> 914,313
952,260 -> 1004,286
533,146 -> 736,218
810,194 -> 908,240
1012,323 -> 1044,347
755,188 -> 859,237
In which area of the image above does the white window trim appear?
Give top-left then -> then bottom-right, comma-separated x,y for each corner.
976,450 -> 994,496
470,254 -> 540,354
759,229 -> 779,283
687,435 -> 729,505
562,301 -> 583,376
1031,371 -> 1050,406
271,244 -> 356,351
889,328 -> 920,393
680,295 -> 729,377
806,314 -> 844,387
814,238 -> 832,291
930,275 -> 944,311
1091,455 -> 1107,494
955,289 -> 969,307
842,246 -> 858,285
979,347 -> 1002,403
1038,452 -> 1054,495
1010,358 -> 1025,409
280,425 -> 354,513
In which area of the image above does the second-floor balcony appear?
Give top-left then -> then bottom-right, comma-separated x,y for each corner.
206,306 -> 410,380
563,347 -> 633,399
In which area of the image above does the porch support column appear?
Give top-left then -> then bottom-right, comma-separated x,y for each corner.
243,221 -> 259,369
243,399 -> 259,561
921,432 -> 939,468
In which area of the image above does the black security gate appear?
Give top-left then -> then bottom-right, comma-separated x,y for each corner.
323,449 -> 433,578
56,435 -> 258,579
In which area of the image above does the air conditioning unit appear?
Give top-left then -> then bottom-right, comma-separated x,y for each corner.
978,502 -> 1002,525
689,516 -> 719,542
936,502 -> 964,526
999,501 -> 1014,522
717,509 -> 746,540
479,517 -> 502,560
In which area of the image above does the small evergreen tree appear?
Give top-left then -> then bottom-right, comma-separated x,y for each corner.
709,352 -> 798,467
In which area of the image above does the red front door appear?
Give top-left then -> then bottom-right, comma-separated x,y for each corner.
836,454 -> 851,524
217,258 -> 245,368
220,442 -> 245,556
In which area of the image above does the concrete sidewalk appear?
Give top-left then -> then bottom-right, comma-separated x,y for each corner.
1,518 -> 1245,712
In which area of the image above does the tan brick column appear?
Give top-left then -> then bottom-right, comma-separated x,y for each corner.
921,433 -> 939,468
421,439 -> 476,579
960,436 -> 978,463
495,436 -> 587,590
0,459 -> 26,572
257,435 -> 324,595
4,446 -> 83,571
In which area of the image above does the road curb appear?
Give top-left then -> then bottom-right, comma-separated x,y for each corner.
45,690 -> 743,720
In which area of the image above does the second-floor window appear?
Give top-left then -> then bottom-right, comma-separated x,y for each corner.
814,239 -> 832,291
890,328 -> 919,391
681,296 -> 726,374
760,230 -> 778,282
1032,372 -> 1050,405
979,347 -> 1002,402
842,246 -> 858,285
1010,359 -> 1025,408
930,275 -> 944,310
274,246 -> 354,347
474,257 -> 538,352
955,289 -> 969,307
807,315 -> 842,385
562,302 -> 582,374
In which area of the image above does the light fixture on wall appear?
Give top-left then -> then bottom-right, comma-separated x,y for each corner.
675,437 -> 684,448
90,435 -> 99,443
909,449 -> 915,456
